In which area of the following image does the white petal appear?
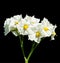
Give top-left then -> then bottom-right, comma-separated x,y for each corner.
51,36 -> 55,40
13,15 -> 22,20
12,31 -> 18,36
4,18 -> 11,35
4,25 -> 10,36
28,34 -> 35,41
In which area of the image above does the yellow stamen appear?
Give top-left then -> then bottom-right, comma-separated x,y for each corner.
52,32 -> 56,36
23,24 -> 29,30
15,21 -> 19,25
44,27 -> 49,31
36,31 -> 40,38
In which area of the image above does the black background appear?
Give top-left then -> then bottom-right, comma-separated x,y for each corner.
0,2 -> 60,63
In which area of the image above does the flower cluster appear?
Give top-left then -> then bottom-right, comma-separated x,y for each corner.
4,15 -> 57,43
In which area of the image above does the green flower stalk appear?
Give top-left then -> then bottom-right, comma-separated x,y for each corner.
19,35 -> 39,63
4,15 -> 57,63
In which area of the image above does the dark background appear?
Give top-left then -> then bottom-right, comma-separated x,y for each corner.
0,3 -> 60,63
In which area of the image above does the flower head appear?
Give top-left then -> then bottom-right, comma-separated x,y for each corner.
4,15 -> 57,43
40,18 -> 54,37
28,23 -> 44,43
4,15 -> 22,36
18,19 -> 32,35
51,25 -> 57,40
24,15 -> 40,25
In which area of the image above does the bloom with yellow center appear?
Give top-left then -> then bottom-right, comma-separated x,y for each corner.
40,18 -> 54,37
7,15 -> 22,36
28,23 -> 43,43
17,19 -> 32,35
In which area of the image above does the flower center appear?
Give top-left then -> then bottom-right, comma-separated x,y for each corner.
23,24 -> 29,30
31,22 -> 35,24
15,21 -> 19,25
36,31 -> 40,38
52,32 -> 56,36
43,27 -> 49,31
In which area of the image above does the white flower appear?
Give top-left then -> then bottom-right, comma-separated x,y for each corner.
18,19 -> 32,35
4,15 -> 22,36
28,23 -> 44,43
4,15 -> 57,41
40,18 -> 54,37
24,15 -> 40,25
51,25 -> 57,40
4,18 -> 11,35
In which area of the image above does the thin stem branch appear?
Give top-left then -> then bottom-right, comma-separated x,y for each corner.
27,42 -> 39,60
19,35 -> 40,63
19,36 -> 26,59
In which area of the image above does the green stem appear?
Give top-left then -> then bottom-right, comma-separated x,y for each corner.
25,58 -> 29,63
19,36 -> 25,59
27,43 -> 39,61
19,35 -> 39,63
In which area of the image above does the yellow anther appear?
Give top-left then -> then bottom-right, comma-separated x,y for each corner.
36,31 -> 40,38
15,21 -> 19,25
52,32 -> 56,36
23,24 -> 29,30
44,27 -> 49,31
